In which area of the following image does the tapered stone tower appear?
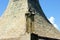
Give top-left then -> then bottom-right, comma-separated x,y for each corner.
0,0 -> 60,40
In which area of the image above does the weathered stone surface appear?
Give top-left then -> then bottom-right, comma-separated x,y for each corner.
34,14 -> 60,39
0,0 -> 29,39
0,0 -> 60,40
0,33 -> 30,40
28,0 -> 60,39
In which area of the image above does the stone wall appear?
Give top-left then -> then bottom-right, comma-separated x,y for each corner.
28,0 -> 60,39
0,0 -> 60,40
0,0 -> 30,40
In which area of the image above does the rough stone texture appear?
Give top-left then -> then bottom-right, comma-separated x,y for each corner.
0,0 -> 60,40
0,33 -> 30,40
28,0 -> 60,39
0,0 -> 30,40
34,14 -> 60,39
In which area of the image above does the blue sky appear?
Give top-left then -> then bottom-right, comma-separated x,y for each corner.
39,0 -> 60,31
0,0 -> 60,31
0,0 -> 9,16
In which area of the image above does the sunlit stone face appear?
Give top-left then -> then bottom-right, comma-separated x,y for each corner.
13,0 -> 19,2
0,0 -> 28,39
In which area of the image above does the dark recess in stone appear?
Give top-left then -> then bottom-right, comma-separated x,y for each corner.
31,33 -> 60,40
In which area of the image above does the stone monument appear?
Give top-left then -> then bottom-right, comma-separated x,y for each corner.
0,0 -> 60,40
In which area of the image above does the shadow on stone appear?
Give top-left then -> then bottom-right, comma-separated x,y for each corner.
31,33 -> 60,40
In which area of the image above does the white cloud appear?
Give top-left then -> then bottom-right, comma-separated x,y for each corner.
49,17 -> 55,24
48,16 -> 59,30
